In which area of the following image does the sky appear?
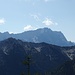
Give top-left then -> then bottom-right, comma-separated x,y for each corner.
0,0 -> 75,42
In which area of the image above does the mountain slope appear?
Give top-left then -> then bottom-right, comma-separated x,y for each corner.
0,38 -> 71,75
0,28 -> 74,46
54,60 -> 75,75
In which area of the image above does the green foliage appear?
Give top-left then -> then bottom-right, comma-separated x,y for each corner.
22,55 -> 32,75
35,73 -> 41,75
21,72 -> 25,75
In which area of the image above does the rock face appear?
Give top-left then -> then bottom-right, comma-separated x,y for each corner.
0,38 -> 72,75
0,28 -> 74,46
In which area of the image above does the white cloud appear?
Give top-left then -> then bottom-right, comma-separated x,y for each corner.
24,25 -> 36,31
44,0 -> 49,2
0,18 -> 5,25
44,0 -> 56,2
55,22 -> 58,25
18,0 -> 55,3
30,14 -> 40,21
42,18 -> 54,26
42,18 -> 58,26
9,32 -> 18,34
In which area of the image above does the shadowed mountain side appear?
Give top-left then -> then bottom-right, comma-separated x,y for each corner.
53,60 -> 75,75
0,38 -> 72,75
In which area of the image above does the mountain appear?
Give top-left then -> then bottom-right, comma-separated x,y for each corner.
0,38 -> 72,75
53,60 -> 75,75
0,28 -> 74,46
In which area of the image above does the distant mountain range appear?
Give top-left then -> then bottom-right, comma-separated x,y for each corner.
0,38 -> 75,75
0,28 -> 74,46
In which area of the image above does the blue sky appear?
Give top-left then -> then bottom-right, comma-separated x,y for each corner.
0,0 -> 75,42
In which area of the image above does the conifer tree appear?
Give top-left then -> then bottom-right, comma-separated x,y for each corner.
23,55 -> 31,75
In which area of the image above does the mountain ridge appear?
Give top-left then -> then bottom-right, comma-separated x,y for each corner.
0,28 -> 74,46
0,37 -> 72,75
0,38 -> 75,74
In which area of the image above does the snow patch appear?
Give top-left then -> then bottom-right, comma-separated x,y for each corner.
2,47 -> 9,55
35,47 -> 41,52
32,36 -> 39,43
64,49 -> 75,60
49,55 -> 52,61
46,55 -> 52,61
